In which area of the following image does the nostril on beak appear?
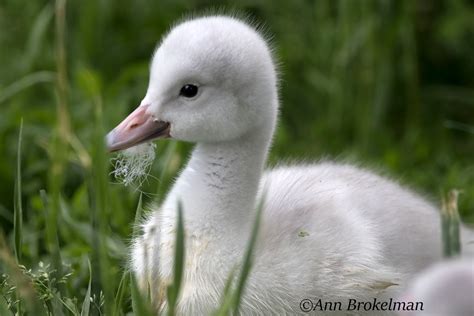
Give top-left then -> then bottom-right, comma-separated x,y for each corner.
126,109 -> 149,130
127,118 -> 142,130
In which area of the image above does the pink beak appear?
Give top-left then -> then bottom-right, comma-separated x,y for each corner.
106,105 -> 170,152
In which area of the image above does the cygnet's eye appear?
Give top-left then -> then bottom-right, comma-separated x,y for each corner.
179,84 -> 199,98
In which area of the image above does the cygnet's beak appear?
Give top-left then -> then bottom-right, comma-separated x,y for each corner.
106,104 -> 170,152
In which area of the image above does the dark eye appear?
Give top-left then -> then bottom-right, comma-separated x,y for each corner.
179,84 -> 199,98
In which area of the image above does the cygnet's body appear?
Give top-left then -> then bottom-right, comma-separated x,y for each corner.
106,16 -> 474,315
400,259 -> 474,316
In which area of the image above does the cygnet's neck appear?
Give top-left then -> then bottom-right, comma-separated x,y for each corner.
164,125 -> 272,235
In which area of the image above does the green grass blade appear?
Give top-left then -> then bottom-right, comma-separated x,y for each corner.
0,72 -> 55,104
133,193 -> 144,239
13,119 -> 23,263
111,189 -> 144,313
231,197 -> 264,314
441,189 -> 462,257
112,270 -> 130,316
80,260 -> 92,316
91,105 -> 113,316
23,3 -> 54,71
167,201 -> 185,316
39,190 -> 62,258
156,141 -> 178,200
130,273 -> 153,316
212,269 -> 236,316
213,197 -> 264,315
40,189 -> 65,310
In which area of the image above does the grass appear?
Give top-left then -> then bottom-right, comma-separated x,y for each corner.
441,190 -> 462,257
0,0 -> 473,314
166,202 -> 185,316
13,119 -> 23,264
1,122 -> 262,314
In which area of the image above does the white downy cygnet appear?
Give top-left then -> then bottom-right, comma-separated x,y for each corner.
106,16 -> 474,315
399,259 -> 474,316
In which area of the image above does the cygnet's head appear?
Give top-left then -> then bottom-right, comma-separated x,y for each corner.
107,16 -> 278,152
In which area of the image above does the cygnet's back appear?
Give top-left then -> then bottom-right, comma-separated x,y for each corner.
259,162 -> 443,276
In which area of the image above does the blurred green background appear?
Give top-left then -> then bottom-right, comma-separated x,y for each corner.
0,0 -> 473,314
